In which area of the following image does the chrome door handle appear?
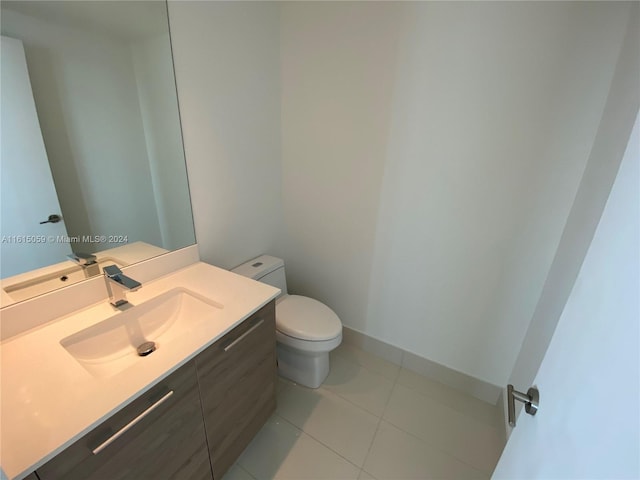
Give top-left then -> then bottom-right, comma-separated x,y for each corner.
40,214 -> 61,224
224,319 -> 264,352
507,384 -> 539,427
92,391 -> 174,454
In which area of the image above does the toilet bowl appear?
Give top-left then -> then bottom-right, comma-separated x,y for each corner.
232,255 -> 342,388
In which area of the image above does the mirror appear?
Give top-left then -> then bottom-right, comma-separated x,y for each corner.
0,1 -> 195,306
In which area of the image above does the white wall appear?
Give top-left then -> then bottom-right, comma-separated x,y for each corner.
131,33 -> 195,251
168,2 -> 635,389
280,2 -> 632,387
1,9 -> 162,253
280,1 -> 404,335
168,1 -> 283,270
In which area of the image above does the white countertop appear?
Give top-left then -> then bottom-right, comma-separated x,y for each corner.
0,262 -> 279,480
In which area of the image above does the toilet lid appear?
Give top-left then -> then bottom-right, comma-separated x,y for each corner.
276,295 -> 342,341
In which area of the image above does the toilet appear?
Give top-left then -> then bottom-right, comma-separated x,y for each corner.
232,255 -> 342,388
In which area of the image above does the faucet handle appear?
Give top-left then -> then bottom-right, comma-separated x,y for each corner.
104,265 -> 141,291
68,252 -> 97,266
104,265 -> 123,278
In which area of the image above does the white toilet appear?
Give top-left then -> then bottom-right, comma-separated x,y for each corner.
232,255 -> 342,388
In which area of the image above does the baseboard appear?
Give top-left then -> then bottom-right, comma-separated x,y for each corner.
342,326 -> 503,405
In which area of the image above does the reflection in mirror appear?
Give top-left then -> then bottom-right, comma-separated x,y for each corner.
0,1 -> 195,306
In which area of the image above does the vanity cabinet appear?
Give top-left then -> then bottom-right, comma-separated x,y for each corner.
196,300 -> 277,478
34,300 -> 276,480
37,360 -> 212,480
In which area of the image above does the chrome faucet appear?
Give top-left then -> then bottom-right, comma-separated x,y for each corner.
103,265 -> 141,308
67,252 -> 99,277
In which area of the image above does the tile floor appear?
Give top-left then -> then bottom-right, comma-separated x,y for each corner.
224,343 -> 506,480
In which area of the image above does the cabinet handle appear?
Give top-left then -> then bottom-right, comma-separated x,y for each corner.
92,391 -> 174,455
224,319 -> 264,352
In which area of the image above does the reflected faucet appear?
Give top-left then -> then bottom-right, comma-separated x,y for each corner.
103,265 -> 141,308
67,252 -> 99,278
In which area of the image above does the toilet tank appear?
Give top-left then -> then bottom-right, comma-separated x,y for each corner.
231,255 -> 288,297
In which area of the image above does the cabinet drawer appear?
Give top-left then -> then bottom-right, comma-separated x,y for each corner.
196,300 -> 276,478
37,361 -> 212,480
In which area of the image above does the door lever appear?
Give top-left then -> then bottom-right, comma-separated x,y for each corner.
507,384 -> 539,427
40,214 -> 61,224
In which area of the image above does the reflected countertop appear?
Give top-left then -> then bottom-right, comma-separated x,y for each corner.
1,242 -> 169,307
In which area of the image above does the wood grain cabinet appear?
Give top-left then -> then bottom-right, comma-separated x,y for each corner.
37,360 -> 212,480
34,300 -> 276,480
196,300 -> 277,478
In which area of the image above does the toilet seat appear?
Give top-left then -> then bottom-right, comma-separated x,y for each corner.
276,295 -> 342,341
276,330 -> 342,353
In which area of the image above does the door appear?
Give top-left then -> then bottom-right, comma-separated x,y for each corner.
493,115 -> 639,478
1,35 -> 70,278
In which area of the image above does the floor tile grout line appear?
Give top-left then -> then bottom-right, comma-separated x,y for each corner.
323,385 -> 387,419
282,375 -> 384,420
383,384 -> 498,473
277,381 -> 389,472
236,462 -> 257,480
325,350 -> 400,417
359,353 -> 402,476
342,346 -> 498,477
275,346 -> 499,478
395,374 -> 502,425
314,384 -> 382,422
271,412 -> 365,473
392,380 -> 503,432
277,373 -> 393,475
237,407 -> 486,480
343,341 -> 500,416
380,414 -> 494,477
280,381 -> 381,430
335,345 -> 402,382
322,345 -> 404,418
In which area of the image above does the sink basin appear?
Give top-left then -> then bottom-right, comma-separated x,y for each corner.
60,288 -> 223,378
4,257 -> 127,302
